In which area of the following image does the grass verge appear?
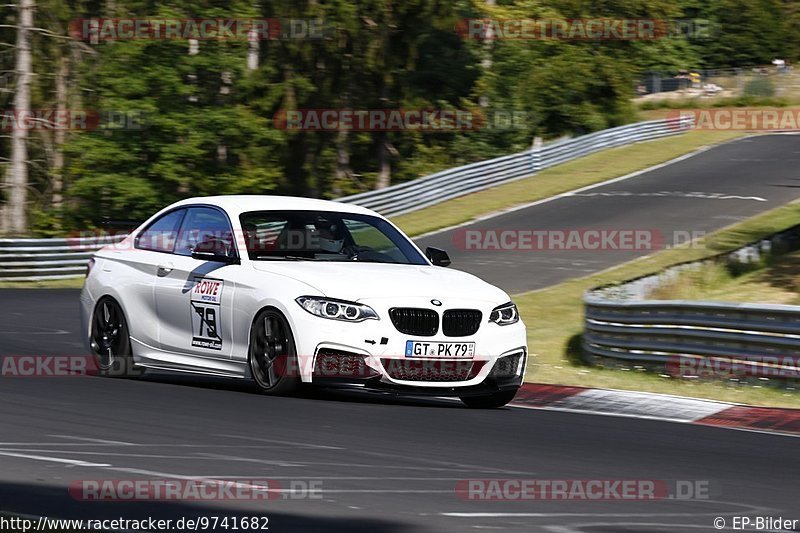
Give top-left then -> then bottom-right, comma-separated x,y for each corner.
648,250 -> 800,305
0,277 -> 84,289
517,201 -> 800,408
393,129 -> 747,237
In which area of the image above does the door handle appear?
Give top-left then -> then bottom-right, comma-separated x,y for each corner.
156,263 -> 174,277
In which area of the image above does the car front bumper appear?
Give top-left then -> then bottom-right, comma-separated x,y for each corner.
286,296 -> 528,391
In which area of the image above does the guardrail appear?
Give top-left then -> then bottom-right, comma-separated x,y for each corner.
337,116 -> 691,217
584,297 -> 800,376
583,224 -> 800,378
0,117 -> 690,281
0,235 -> 126,281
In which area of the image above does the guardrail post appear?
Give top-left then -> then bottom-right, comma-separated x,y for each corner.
530,136 -> 543,173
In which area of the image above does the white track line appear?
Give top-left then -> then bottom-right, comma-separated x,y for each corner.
49,434 -> 135,446
415,140 -> 738,240
0,451 -> 111,467
215,434 -> 344,450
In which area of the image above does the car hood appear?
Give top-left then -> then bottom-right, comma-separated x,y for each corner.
250,261 -> 509,304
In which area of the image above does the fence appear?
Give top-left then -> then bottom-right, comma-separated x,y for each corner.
583,224 -> 800,378
638,66 -> 800,99
0,117 -> 690,281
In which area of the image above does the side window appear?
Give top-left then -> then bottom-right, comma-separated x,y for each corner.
175,207 -> 236,258
135,209 -> 186,253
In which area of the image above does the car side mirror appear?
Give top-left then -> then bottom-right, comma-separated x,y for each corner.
191,237 -> 239,264
425,247 -> 451,267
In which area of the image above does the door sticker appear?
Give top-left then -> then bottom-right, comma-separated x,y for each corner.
191,278 -> 223,350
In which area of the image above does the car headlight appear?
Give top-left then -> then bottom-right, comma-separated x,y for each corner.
295,296 -> 379,322
489,302 -> 519,326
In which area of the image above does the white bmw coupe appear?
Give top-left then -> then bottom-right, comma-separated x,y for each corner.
80,196 -> 527,408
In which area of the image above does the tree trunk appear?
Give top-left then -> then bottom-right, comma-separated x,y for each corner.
52,54 -> 68,213
3,0 -> 34,235
247,27 -> 259,71
374,76 -> 391,190
374,132 -> 391,190
333,129 -> 353,196
479,0 -> 495,108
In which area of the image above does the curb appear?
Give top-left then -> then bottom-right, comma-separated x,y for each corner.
511,383 -> 800,437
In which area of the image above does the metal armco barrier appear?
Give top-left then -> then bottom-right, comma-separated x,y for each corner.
583,224 -> 800,376
338,118 -> 691,216
0,117 -> 690,281
0,234 -> 126,281
583,296 -> 800,374
337,117 -> 691,217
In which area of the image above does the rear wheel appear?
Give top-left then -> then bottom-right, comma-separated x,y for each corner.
249,309 -> 299,395
460,389 -> 518,409
89,297 -> 140,378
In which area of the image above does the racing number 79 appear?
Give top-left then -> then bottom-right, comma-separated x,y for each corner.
194,305 -> 218,338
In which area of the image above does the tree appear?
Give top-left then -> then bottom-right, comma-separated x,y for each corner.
2,0 -> 33,235
699,0 -> 790,67
62,0 -> 283,228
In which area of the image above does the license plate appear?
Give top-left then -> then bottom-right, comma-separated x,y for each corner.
405,340 -> 475,358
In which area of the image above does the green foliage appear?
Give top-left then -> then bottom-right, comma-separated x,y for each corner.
2,0 -> 799,233
695,0 -> 791,68
637,94 -> 792,110
743,77 -> 776,97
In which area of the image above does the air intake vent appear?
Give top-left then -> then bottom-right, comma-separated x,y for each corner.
442,309 -> 482,337
389,308 -> 439,336
381,359 -> 485,382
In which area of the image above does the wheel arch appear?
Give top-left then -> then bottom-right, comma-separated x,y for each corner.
245,304 -> 295,380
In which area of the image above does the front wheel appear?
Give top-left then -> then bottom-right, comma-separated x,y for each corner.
249,309 -> 299,396
89,297 -> 140,378
460,389 -> 518,409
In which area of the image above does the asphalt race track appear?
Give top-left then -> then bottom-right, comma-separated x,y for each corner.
418,134 -> 800,293
0,370 -> 796,532
2,135 -> 799,532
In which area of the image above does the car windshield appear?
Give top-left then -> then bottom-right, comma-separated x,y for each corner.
240,210 -> 428,265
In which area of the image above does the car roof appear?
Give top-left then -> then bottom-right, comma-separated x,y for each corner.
169,195 -> 378,219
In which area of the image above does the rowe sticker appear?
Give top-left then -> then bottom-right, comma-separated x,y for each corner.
191,277 -> 223,350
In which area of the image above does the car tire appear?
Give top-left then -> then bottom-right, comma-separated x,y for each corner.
89,297 -> 140,378
249,308 -> 299,396
459,389 -> 518,409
